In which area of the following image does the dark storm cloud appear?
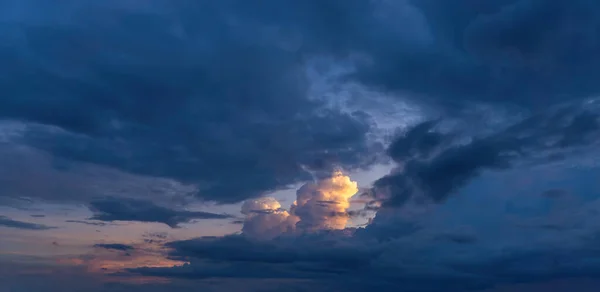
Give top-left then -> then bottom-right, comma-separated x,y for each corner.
130,234 -> 378,281
3,1 -> 600,291
2,0 -> 597,206
0,215 -> 55,230
65,220 -> 109,226
93,243 -> 134,251
356,0 -> 600,108
0,0 -> 385,204
165,234 -> 374,267
372,104 -> 600,206
128,228 -> 600,291
89,197 -> 233,227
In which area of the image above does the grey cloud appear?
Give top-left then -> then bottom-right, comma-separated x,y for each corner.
372,104 -> 600,207
1,0 -> 599,207
0,215 -> 55,230
93,243 -> 134,251
142,232 -> 169,244
0,143 -> 199,206
357,0 -> 600,109
130,234 -> 378,282
89,197 -> 233,228
3,1 -> 600,291
65,220 -> 109,226
127,227 -> 600,291
0,0 -> 383,205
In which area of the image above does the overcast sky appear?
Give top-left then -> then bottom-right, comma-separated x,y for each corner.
2,1 -> 600,291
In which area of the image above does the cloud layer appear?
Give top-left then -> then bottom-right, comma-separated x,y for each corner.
0,215 -> 55,230
2,1 -> 600,292
89,197 -> 233,228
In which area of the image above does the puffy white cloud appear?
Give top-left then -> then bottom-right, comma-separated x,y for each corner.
240,171 -> 359,239
292,170 -> 359,232
241,197 -> 297,240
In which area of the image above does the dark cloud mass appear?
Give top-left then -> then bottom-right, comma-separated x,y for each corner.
358,0 -> 600,108
65,220 -> 109,226
372,104 -> 600,207
0,0 -> 382,204
93,243 -> 134,252
128,227 -> 600,291
2,0 -> 599,204
2,1 -> 600,292
0,215 -> 55,230
89,197 -> 233,227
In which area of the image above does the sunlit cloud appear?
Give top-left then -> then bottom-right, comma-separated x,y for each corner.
240,170 -> 359,239
56,240 -> 185,284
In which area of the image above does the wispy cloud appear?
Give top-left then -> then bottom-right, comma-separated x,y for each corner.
93,243 -> 134,251
89,197 -> 234,228
0,216 -> 55,230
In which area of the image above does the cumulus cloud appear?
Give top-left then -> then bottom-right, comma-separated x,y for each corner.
240,197 -> 297,240
240,171 -> 359,239
126,98 -> 600,291
292,170 -> 359,232
129,180 -> 600,291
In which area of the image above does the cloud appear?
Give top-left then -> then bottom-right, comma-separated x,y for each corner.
89,197 -> 233,228
94,243 -> 134,252
130,233 -> 375,281
128,203 -> 600,291
369,103 -> 600,207
0,0 -> 384,205
240,171 -> 359,239
0,142 -> 200,206
127,100 -> 600,291
292,170 -> 359,232
3,1 -> 600,291
65,220 -> 109,226
0,0 -> 599,208
0,215 -> 55,230
241,197 -> 297,240
355,0 -> 600,109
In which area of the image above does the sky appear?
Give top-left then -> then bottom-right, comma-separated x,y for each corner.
1,0 -> 600,291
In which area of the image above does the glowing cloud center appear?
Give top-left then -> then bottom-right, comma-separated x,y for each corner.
241,171 -> 358,239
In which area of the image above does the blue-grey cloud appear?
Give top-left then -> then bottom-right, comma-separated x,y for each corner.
0,0 -> 384,205
65,220 -> 109,226
2,0 -> 598,206
130,233 -> 378,282
356,0 -> 600,109
89,197 -> 233,227
127,100 -> 600,291
128,213 -> 600,292
0,215 -> 55,230
371,104 -> 600,207
2,1 -> 600,291
93,243 -> 134,251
